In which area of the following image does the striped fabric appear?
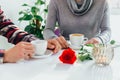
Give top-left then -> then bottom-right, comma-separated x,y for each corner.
0,8 -> 39,45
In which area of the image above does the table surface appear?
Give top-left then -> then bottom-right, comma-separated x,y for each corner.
0,47 -> 120,80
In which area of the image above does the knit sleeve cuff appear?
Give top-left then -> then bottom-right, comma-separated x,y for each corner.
94,37 -> 103,44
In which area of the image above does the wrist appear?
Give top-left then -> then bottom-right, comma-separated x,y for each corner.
94,37 -> 102,44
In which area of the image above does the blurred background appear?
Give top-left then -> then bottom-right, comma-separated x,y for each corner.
0,0 -> 120,49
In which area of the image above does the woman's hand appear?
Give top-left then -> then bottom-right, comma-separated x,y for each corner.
3,42 -> 35,63
56,36 -> 69,49
47,39 -> 61,53
85,38 -> 99,44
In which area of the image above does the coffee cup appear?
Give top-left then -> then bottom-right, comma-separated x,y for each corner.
69,33 -> 88,47
31,40 -> 47,56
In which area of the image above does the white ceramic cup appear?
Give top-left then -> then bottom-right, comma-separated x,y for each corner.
31,40 -> 47,56
69,33 -> 88,47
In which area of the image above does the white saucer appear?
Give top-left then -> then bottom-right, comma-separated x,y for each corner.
69,45 -> 82,50
32,50 -> 53,58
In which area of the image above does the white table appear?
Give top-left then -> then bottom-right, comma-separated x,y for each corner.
0,47 -> 120,80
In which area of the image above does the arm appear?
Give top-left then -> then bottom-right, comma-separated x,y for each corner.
43,0 -> 68,49
0,9 -> 39,44
43,0 -> 58,39
86,1 -> 111,44
97,1 -> 111,44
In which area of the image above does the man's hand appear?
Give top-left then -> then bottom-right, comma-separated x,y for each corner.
3,42 -> 35,63
47,39 -> 61,53
56,36 -> 69,49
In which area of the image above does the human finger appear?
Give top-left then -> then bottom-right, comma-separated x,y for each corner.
24,49 -> 35,54
56,37 -> 68,48
24,53 -> 30,60
52,40 -> 61,53
59,36 -> 69,48
47,41 -> 55,49
23,44 -> 35,50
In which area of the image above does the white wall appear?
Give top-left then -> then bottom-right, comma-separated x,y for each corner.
0,0 -> 35,26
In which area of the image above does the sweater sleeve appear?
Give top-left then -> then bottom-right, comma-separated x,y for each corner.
0,8 -> 39,44
43,0 -> 58,39
96,1 -> 111,44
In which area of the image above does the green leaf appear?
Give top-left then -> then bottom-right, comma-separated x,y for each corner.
22,4 -> 29,6
44,9 -> 48,13
80,45 -> 84,51
25,25 -> 34,33
85,44 -> 94,47
41,25 -> 45,30
35,0 -> 45,5
110,40 -> 116,45
78,53 -> 92,62
40,1 -> 45,5
18,14 -> 33,21
34,15 -> 43,21
31,6 -> 39,15
19,11 -> 24,15
18,17 -> 24,21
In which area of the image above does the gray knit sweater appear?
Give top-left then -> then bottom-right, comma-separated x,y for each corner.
43,0 -> 111,44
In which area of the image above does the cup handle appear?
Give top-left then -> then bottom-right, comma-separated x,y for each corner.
83,37 -> 88,44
